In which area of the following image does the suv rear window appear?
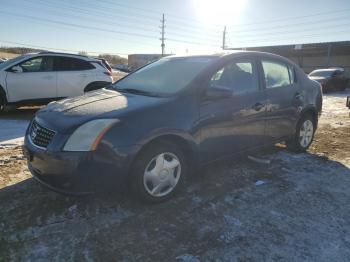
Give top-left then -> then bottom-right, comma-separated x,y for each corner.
55,57 -> 95,71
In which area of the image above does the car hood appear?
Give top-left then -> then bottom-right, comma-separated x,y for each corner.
36,88 -> 164,133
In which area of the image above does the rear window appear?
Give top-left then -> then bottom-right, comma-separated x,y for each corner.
100,59 -> 112,71
55,57 -> 95,71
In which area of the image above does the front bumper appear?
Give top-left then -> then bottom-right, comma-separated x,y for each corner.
24,135 -> 139,195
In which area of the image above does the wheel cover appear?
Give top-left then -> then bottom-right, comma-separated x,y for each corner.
143,152 -> 181,197
299,119 -> 314,148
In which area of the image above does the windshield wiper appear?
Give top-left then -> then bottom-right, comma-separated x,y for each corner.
114,88 -> 161,97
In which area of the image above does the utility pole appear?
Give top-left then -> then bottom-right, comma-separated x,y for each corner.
222,26 -> 226,50
160,14 -> 165,56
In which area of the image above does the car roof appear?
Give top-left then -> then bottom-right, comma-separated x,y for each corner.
163,50 -> 292,61
33,52 -> 100,62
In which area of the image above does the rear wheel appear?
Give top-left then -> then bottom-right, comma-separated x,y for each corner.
130,141 -> 187,203
0,95 -> 5,112
287,114 -> 315,153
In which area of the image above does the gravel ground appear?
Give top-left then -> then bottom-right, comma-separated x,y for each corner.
0,90 -> 349,261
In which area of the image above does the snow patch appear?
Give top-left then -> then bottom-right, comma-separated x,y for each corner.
176,254 -> 200,262
255,180 -> 265,186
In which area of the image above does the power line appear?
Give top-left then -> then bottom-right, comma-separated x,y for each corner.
26,0 -> 350,38
229,8 -> 350,28
81,0 -> 350,33
20,0 -> 222,43
25,0 -> 160,28
54,0 -> 222,38
229,21 -> 350,42
76,0 -> 223,30
88,0 -> 350,34
0,10 -> 221,49
57,0 -> 160,22
7,1 -> 160,34
167,38 -> 220,48
230,15 -> 350,35
0,11 -> 158,40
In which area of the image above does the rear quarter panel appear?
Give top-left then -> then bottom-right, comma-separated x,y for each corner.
299,70 -> 323,116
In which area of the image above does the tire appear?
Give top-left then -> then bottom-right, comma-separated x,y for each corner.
0,95 -> 5,112
321,85 -> 328,94
130,141 -> 187,203
84,81 -> 111,93
287,114 -> 315,153
325,82 -> 336,93
340,81 -> 348,91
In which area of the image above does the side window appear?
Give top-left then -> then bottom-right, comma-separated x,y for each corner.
55,57 -> 95,71
210,60 -> 259,95
262,60 -> 291,89
19,57 -> 54,72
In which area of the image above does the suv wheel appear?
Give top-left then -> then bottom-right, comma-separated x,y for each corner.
131,141 -> 187,203
0,95 -> 5,112
287,114 -> 315,153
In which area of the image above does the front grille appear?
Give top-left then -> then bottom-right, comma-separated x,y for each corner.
29,120 -> 56,148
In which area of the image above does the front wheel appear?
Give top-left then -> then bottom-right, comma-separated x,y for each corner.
287,114 -> 315,153
130,141 -> 187,203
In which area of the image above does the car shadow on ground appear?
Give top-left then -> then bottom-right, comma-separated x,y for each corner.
1,147 -> 350,261
323,88 -> 350,98
0,107 -> 39,120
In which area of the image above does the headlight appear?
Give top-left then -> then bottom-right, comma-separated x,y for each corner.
63,119 -> 119,151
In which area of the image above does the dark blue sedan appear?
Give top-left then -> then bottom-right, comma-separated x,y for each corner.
24,51 -> 323,202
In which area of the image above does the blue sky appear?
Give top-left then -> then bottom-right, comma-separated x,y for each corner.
0,0 -> 350,57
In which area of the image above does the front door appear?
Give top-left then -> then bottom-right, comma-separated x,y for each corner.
6,56 -> 56,102
199,57 -> 267,163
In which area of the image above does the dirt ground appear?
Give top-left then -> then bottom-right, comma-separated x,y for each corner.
0,90 -> 350,261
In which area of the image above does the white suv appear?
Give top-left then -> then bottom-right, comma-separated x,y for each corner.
0,52 -> 113,111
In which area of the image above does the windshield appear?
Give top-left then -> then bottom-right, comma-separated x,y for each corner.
111,56 -> 216,96
0,55 -> 27,70
309,70 -> 334,78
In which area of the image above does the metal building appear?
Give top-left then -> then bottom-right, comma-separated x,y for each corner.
236,41 -> 350,77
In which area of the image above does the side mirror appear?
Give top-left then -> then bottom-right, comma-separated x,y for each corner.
10,66 -> 23,73
206,84 -> 232,99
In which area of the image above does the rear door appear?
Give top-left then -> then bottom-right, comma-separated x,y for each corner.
260,58 -> 301,142
199,57 -> 267,162
5,56 -> 56,102
55,56 -> 96,97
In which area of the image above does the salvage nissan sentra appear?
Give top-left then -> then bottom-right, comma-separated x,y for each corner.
24,51 -> 322,202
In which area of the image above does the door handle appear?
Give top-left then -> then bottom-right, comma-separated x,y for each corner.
252,102 -> 264,111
